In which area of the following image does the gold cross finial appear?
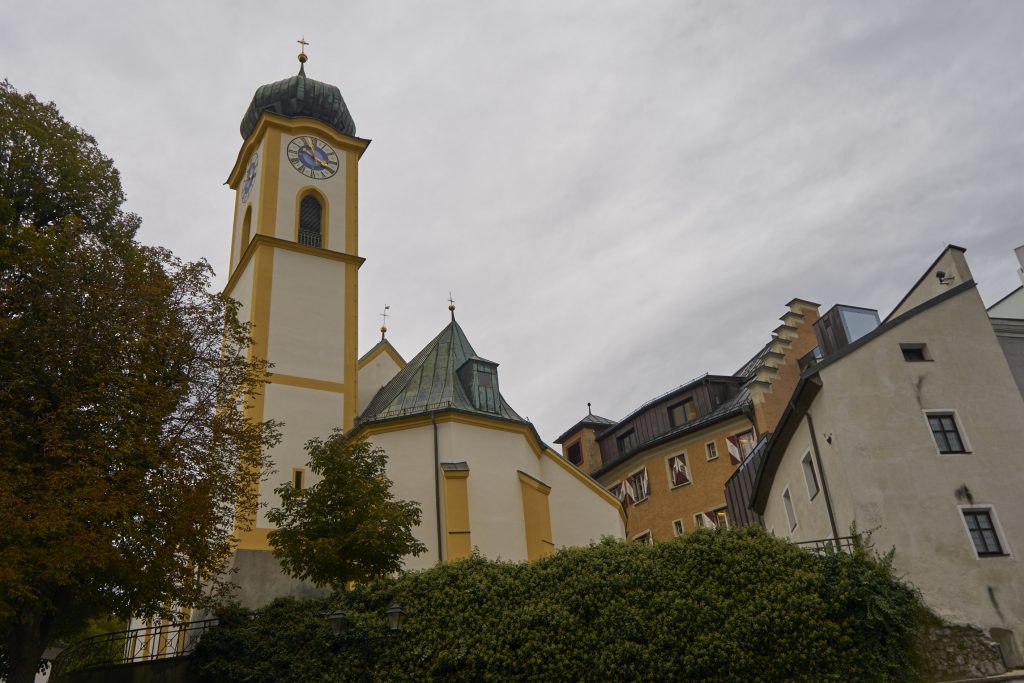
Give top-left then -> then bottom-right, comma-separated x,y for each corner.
448,292 -> 456,320
297,36 -> 309,65
379,304 -> 390,340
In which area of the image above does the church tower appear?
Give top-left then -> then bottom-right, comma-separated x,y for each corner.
223,47 -> 368,600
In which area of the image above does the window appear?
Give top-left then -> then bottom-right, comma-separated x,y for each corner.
705,441 -> 718,461
298,194 -> 323,247
292,468 -> 305,490
616,429 -> 637,455
726,429 -> 756,465
566,442 -> 582,466
927,413 -> 967,453
626,468 -> 649,504
666,453 -> 691,488
712,507 -> 730,529
633,530 -> 653,546
694,508 -> 728,529
673,519 -> 684,536
783,487 -> 797,531
901,343 -> 929,362
801,452 -> 819,500
961,509 -> 1006,557
668,399 -> 698,428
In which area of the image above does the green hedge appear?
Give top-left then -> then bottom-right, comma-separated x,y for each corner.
192,527 -> 923,682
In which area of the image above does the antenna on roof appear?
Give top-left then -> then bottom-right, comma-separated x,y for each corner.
379,304 -> 390,341
448,292 -> 456,321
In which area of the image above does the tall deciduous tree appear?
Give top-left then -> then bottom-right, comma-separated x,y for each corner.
0,83 -> 278,683
267,433 -> 426,589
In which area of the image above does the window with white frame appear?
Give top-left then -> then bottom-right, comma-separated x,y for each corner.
961,508 -> 1007,557
801,452 -> 819,500
694,507 -> 728,529
633,530 -> 653,545
627,468 -> 649,504
673,519 -> 684,536
783,487 -> 797,531
726,429 -> 756,465
609,483 -> 627,506
926,412 -> 968,454
705,440 -> 718,461
666,453 -> 691,488
712,506 -> 729,528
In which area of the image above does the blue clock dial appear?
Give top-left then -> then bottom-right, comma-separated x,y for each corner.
287,136 -> 339,179
241,151 -> 259,202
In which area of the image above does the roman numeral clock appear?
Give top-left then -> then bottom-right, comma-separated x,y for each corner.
287,135 -> 340,180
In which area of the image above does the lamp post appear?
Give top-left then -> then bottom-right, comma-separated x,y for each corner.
326,604 -> 406,682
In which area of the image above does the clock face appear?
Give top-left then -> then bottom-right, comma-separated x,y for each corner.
287,136 -> 339,179
240,150 -> 259,202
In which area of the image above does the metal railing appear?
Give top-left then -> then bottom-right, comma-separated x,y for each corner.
298,231 -> 322,248
796,535 -> 859,554
49,618 -> 218,681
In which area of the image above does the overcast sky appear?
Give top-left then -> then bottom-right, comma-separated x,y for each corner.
3,1 -> 1023,443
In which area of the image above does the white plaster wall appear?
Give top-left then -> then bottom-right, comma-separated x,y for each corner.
231,139 -> 264,271
762,416 -> 834,543
541,452 -> 625,546
227,257 -> 254,325
889,249 -> 973,320
266,248 -> 346,382
989,288 -> 1024,319
275,136 -> 347,247
357,350 -> 403,414
256,383 -> 344,527
768,286 -> 1024,640
366,425 -> 440,570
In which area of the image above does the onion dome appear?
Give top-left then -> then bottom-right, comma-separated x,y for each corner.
240,53 -> 356,140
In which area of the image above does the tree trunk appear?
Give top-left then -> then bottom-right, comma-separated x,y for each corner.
6,606 -> 52,683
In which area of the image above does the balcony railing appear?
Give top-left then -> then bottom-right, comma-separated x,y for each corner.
49,618 -> 218,681
298,231 -> 322,248
795,535 -> 859,554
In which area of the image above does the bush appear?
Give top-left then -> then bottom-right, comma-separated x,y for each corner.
192,527 -> 923,682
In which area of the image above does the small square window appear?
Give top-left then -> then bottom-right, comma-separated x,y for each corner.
616,429 -> 637,455
633,530 -> 653,546
901,343 -> 929,362
962,509 -> 1005,556
705,441 -> 718,461
673,519 -> 684,536
801,452 -> 819,500
928,413 -> 967,453
566,442 -> 582,466
668,399 -> 698,428
667,454 -> 691,488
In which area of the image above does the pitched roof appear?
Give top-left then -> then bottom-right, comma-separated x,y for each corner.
554,412 -> 616,445
357,319 -> 526,425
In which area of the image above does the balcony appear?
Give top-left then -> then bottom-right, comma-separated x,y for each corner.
795,535 -> 859,555
298,231 -> 322,248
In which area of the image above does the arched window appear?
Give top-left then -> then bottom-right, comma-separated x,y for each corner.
298,194 -> 323,247
240,206 -> 252,250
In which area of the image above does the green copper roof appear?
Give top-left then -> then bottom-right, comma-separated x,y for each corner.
240,66 -> 356,140
357,320 -> 526,425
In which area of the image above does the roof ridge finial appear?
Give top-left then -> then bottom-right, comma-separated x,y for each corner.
587,402 -> 593,416
297,36 -> 309,76
379,304 -> 390,341
448,292 -> 456,321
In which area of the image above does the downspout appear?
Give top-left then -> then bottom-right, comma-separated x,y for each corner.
805,412 -> 839,542
432,412 -> 444,562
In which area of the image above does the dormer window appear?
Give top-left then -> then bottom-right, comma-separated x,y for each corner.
456,357 -> 500,413
298,194 -> 323,247
668,399 -> 697,428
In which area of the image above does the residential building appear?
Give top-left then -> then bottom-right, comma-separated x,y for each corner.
556,299 -> 820,542
744,246 -> 1024,667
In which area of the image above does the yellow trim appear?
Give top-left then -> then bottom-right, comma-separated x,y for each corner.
518,471 -> 554,561
345,150 -> 358,255
225,234 -> 364,298
270,373 -> 346,393
353,412 -> 625,522
358,340 -> 407,370
293,186 -> 330,249
228,178 -> 242,274
442,468 -> 472,560
234,526 -> 273,551
228,112 -> 370,187
345,264 -> 358,429
256,129 -> 281,238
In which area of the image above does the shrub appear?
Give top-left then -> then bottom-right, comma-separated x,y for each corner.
192,527 -> 923,682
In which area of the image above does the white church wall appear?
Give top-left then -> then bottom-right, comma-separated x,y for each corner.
256,383 -> 345,527
357,350 -> 403,414
540,454 -> 625,547
227,257 -> 254,325
274,136 -> 348,247
265,248 -> 346,383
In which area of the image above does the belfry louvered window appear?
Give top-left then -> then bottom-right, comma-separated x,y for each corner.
298,195 -> 323,247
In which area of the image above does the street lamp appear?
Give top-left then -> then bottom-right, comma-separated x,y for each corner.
326,604 -> 407,681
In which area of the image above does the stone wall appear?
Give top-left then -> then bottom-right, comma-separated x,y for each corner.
918,614 -> 1006,682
